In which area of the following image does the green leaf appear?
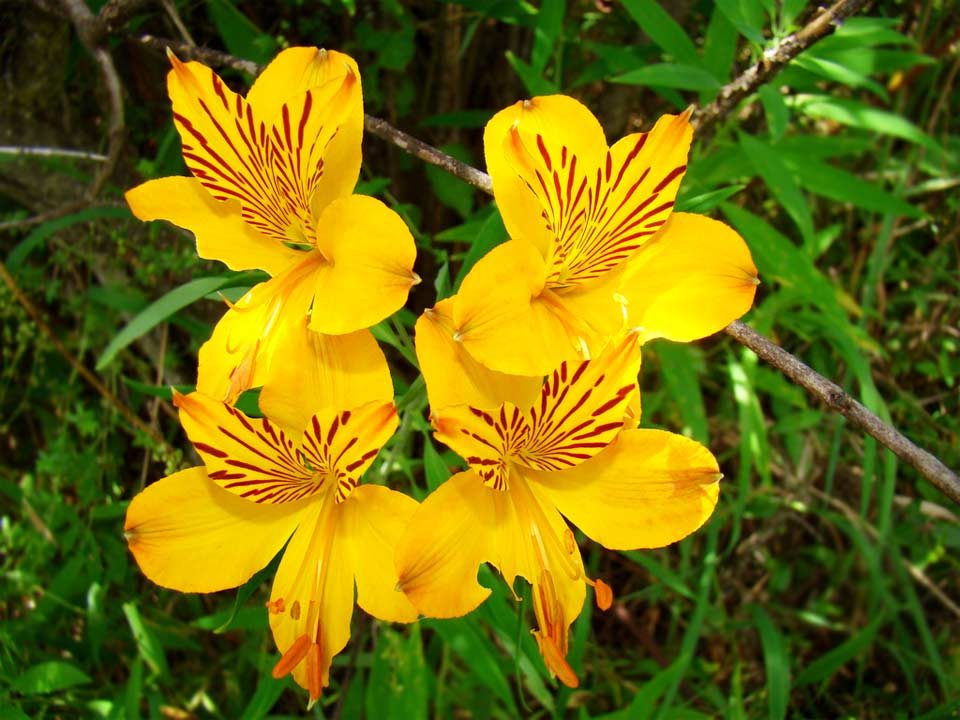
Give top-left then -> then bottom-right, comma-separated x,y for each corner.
782,153 -> 923,219
204,0 -> 276,67
424,143 -> 476,219
612,63 -> 721,91
677,184 -> 745,214
530,0 -> 565,74
505,50 -> 558,96
6,207 -> 132,272
11,661 -> 92,695
652,341 -> 708,443
123,602 -> 170,677
702,5 -> 738,83
423,438 -> 453,492
757,85 -> 789,141
790,95 -> 940,152
622,0 -> 701,67
96,276 -> 239,370
721,204 -> 849,322
750,605 -> 790,720
795,613 -> 886,686
454,210 -> 508,290
739,132 -> 814,242
792,55 -> 889,101
424,616 -> 516,711
419,109 -> 494,128
714,0 -> 766,44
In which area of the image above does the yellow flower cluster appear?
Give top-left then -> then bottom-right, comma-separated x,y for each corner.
122,47 -> 758,701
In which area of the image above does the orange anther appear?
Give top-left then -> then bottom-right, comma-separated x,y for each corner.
593,578 -> 613,611
271,634 -> 310,679
265,597 -> 285,615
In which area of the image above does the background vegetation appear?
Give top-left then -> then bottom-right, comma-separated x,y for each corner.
1,0 -> 958,717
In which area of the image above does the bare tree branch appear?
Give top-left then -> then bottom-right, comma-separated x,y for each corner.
692,0 -> 872,134
725,321 -> 959,504
58,0 -> 125,198
0,146 -> 109,162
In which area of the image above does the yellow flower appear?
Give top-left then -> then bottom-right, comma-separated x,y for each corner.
124,391 -> 418,701
448,95 -> 758,375
395,332 -> 719,686
124,47 -> 418,402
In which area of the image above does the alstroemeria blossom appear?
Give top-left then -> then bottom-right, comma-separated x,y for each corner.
395,333 -> 720,686
125,47 -> 418,402
124,391 -> 418,700
447,95 -> 758,375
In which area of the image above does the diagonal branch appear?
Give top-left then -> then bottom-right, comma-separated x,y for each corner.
692,0 -> 872,134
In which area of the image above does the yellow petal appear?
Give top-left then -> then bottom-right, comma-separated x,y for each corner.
247,48 -> 358,123
557,112 -> 693,285
124,467 -> 306,593
259,321 -> 394,431
336,484 -> 419,622
431,331 -> 641,488
485,96 -> 607,262
308,195 -> 419,335
297,401 -> 399,503
125,177 -> 300,275
414,298 -> 541,412
518,330 -> 641,472
500,473 -> 586,684
166,51 -> 357,250
196,254 -> 319,404
531,428 -> 721,550
452,240 -> 619,375
620,212 -> 759,343
268,497 -> 353,699
174,391 -> 318,504
395,471 -> 496,618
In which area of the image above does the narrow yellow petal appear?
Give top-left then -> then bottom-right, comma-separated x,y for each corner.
485,95 -> 607,262
125,177 -> 300,275
174,391 -> 317,504
557,111 -> 693,285
531,428 -> 721,550
415,298 -> 542,412
395,471 -> 496,618
336,484 -> 419,622
268,498 -> 353,698
195,252 -> 320,404
297,401 -> 399,503
124,467 -> 306,593
309,195 -> 418,335
620,212 -> 759,343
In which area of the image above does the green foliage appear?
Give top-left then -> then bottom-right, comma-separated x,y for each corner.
1,0 -> 958,718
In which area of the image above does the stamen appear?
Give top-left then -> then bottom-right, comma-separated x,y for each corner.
305,640 -> 323,700
271,633 -> 311,679
589,577 -> 614,611
534,631 -> 579,688
265,597 -> 285,615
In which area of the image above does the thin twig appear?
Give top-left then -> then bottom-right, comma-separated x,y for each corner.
726,321 -> 960,504
122,36 -> 960,503
364,115 -> 494,195
59,0 -> 126,198
0,146 -> 109,162
692,0 -> 871,134
136,34 -> 259,75
0,260 -> 171,452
